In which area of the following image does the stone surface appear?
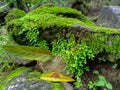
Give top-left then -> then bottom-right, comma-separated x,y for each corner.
97,6 -> 120,29
4,68 -> 65,90
61,82 -> 73,90
37,56 -> 66,74
5,72 -> 54,90
0,1 -> 11,23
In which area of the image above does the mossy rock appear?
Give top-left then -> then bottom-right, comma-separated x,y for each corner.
5,8 -> 26,23
0,67 -> 65,90
6,5 -> 120,62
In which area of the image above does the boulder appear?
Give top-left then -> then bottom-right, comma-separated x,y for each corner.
1,67 -> 65,90
0,1 -> 11,23
97,6 -> 120,29
6,5 -> 120,62
37,56 -> 66,74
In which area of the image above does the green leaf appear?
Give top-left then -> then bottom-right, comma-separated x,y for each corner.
96,80 -> 105,87
2,45 -> 52,62
98,75 -> 105,81
106,83 -> 112,89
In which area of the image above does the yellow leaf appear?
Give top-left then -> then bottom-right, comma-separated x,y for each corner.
40,72 -> 75,82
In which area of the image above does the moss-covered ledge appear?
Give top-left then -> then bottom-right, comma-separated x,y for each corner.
6,5 -> 120,62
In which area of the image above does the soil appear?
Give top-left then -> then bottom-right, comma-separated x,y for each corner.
80,61 -> 120,90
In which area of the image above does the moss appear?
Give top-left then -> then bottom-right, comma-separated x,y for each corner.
0,67 -> 32,90
26,70 -> 42,81
28,4 -> 92,24
5,8 -> 26,23
7,5 -> 120,62
53,83 -> 65,90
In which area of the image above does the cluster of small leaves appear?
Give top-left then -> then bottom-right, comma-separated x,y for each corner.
52,35 -> 94,88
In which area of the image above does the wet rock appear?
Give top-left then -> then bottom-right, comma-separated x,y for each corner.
97,6 -> 120,29
0,1 -> 11,23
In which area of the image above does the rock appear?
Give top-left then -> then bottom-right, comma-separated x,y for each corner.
37,56 -> 66,74
61,82 -> 74,90
0,1 -> 11,23
2,67 -> 65,90
97,6 -> 120,29
110,0 -> 120,5
6,5 -> 120,62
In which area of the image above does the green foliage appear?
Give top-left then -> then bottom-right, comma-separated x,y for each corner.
88,81 -> 97,90
3,45 -> 52,62
52,35 -> 94,88
5,8 -> 26,23
96,75 -> 112,90
88,70 -> 112,90
112,63 -> 118,69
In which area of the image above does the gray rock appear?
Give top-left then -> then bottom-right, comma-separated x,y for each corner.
61,82 -> 73,90
110,0 -> 120,5
0,1 -> 11,23
5,71 -> 54,90
97,6 -> 120,29
37,56 -> 66,74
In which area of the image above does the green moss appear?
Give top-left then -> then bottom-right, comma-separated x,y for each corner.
7,5 -> 120,37
53,83 -> 65,90
6,5 -> 120,62
27,70 -> 42,81
0,67 -> 32,90
28,5 -> 91,23
5,8 -> 26,23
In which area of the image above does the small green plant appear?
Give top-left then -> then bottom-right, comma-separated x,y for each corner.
96,75 -> 112,90
112,63 -> 118,69
88,70 -> 112,90
88,80 -> 97,90
52,35 -> 94,88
